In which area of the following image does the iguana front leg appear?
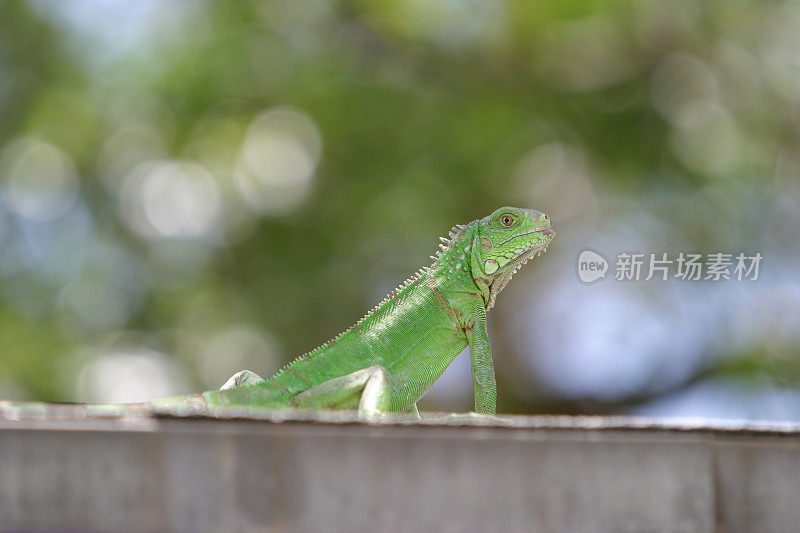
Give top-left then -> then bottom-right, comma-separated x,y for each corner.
466,307 -> 497,414
289,365 -> 392,417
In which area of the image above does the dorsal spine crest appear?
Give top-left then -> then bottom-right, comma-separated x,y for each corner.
271,219 -> 478,378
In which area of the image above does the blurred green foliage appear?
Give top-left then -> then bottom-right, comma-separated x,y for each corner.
0,0 -> 798,415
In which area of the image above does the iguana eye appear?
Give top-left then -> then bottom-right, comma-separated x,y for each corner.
500,215 -> 514,227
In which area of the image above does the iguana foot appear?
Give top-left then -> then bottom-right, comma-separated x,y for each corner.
220,370 -> 265,390
404,402 -> 421,420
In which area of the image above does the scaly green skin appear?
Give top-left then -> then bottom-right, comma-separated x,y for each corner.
0,207 -> 553,418
154,206 -> 554,416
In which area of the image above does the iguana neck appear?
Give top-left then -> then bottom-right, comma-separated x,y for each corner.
427,221 -> 490,308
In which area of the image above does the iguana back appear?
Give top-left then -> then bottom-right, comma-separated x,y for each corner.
157,206 -> 554,415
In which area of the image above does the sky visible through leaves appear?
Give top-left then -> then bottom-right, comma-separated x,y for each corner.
0,0 -> 799,419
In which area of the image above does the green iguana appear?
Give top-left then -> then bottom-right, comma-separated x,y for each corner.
1,207 -> 554,419
154,206 -> 554,417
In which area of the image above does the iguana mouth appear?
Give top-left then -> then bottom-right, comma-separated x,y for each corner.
496,226 -> 554,247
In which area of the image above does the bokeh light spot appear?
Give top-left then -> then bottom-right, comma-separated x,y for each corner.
76,345 -> 189,403
196,324 -> 280,388
234,107 -> 322,216
59,278 -> 131,331
514,143 -> 598,226
0,137 -> 79,222
651,53 -> 718,129
120,160 -> 221,241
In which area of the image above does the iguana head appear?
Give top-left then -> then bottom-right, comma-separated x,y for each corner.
470,206 -> 554,309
